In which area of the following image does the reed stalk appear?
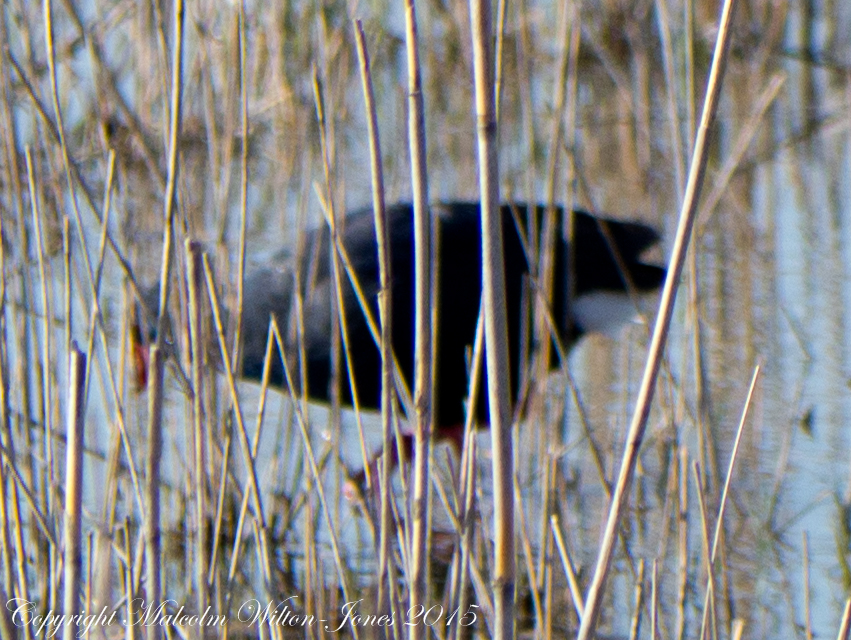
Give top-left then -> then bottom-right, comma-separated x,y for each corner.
576,0 -> 741,633
186,241 -> 208,619
26,146 -> 58,610
232,1 -> 250,377
836,597 -> 851,640
153,0 -> 184,358
469,0 -> 514,637
403,0 -> 433,635
143,345 -> 163,640
62,346 -> 86,640
353,20 -> 399,619
697,366 -> 759,639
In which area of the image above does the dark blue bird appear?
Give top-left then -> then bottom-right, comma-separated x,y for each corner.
134,202 -> 665,473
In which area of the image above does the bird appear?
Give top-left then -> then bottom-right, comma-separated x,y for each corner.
133,201 -> 665,480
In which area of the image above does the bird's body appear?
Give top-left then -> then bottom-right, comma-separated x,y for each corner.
236,202 -> 664,427
136,201 -> 665,474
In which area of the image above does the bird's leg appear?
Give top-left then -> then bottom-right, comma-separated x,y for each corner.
344,433 -> 415,501
439,423 -> 467,453
130,323 -> 150,389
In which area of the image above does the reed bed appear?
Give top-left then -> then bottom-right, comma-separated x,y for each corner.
0,0 -> 849,638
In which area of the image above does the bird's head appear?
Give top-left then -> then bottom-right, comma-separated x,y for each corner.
559,211 -> 666,342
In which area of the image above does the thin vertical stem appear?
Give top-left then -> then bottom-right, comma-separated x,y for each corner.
143,346 -> 163,640
186,241 -> 208,617
122,520 -> 136,640
469,0 -> 514,638
628,560 -> 645,640
676,446 -> 690,640
403,0 -> 432,634
651,559 -> 659,640
62,217 -> 70,380
154,0 -> 184,355
836,597 -> 851,640
803,530 -> 812,640
25,148 -> 56,609
550,515 -> 584,619
232,0 -> 249,374
62,346 -> 86,640
353,20 -> 397,616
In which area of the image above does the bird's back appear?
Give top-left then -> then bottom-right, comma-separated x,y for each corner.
250,202 -> 664,429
